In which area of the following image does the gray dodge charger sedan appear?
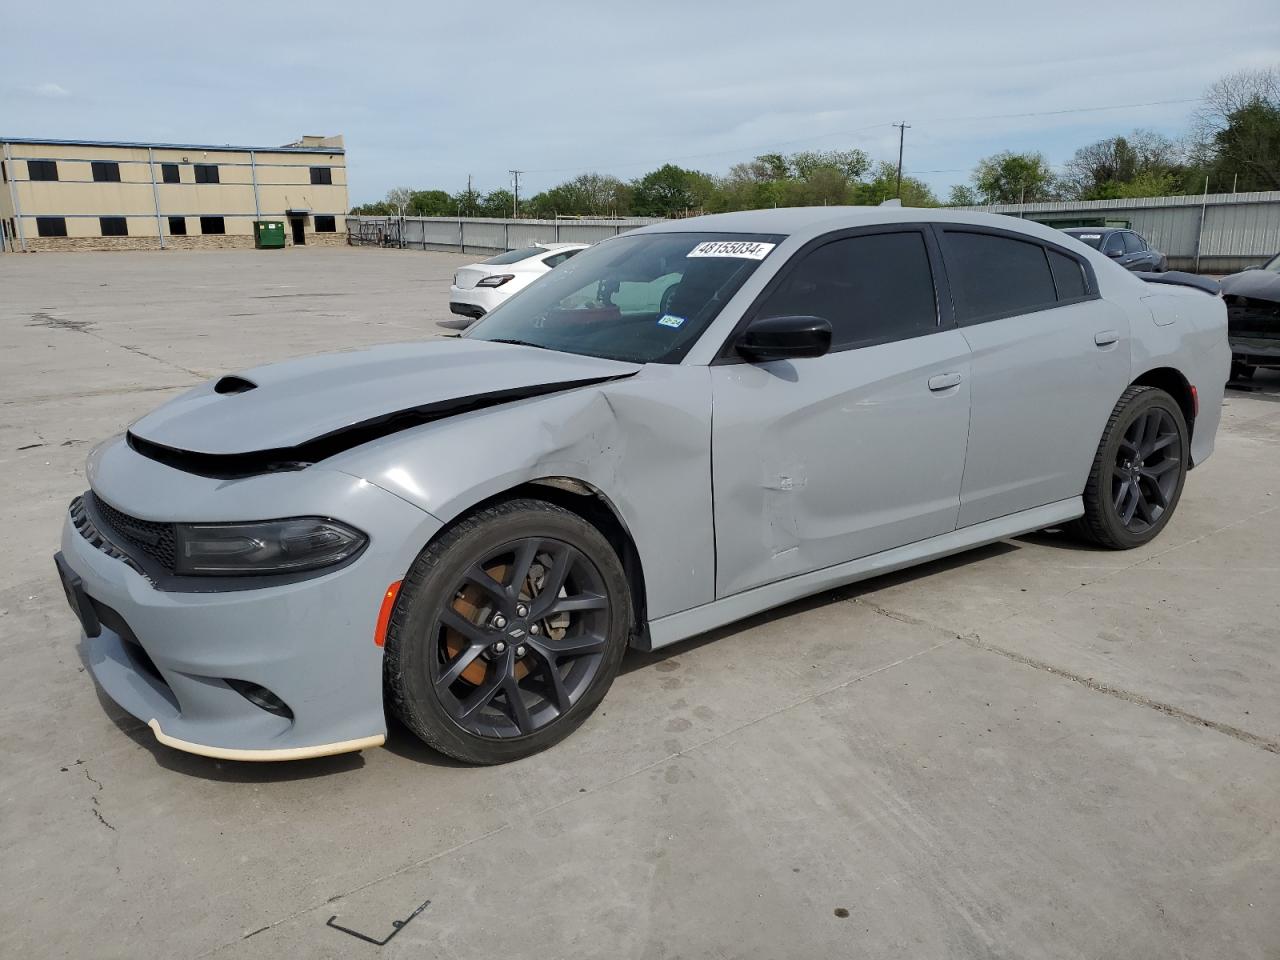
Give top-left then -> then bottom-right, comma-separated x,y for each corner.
55,207 -> 1229,764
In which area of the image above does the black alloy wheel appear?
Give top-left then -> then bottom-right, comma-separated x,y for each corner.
386,498 -> 630,764
1110,406 -> 1182,535
430,537 -> 609,740
1074,385 -> 1189,549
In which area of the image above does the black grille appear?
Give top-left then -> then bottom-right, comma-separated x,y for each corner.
69,495 -> 147,578
75,492 -> 177,573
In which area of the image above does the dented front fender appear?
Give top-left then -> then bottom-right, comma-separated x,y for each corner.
327,364 -> 715,622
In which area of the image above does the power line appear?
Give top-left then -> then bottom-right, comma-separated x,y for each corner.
521,96 -> 1202,183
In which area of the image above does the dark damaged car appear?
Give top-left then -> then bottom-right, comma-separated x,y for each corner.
1220,252 -> 1280,379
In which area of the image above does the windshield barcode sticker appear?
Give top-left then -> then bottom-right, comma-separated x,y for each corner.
688,241 -> 776,260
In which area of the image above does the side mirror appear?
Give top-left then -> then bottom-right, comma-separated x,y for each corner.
735,315 -> 832,362
1106,248 -> 1123,258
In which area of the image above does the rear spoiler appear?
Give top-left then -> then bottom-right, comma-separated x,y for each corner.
1138,271 -> 1221,296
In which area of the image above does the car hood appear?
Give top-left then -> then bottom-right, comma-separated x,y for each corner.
128,338 -> 640,464
1220,269 -> 1280,301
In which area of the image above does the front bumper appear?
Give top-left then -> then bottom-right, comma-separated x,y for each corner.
1229,335 -> 1280,367
57,439 -> 442,760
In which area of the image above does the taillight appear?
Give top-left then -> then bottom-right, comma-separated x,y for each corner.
1190,385 -> 1199,418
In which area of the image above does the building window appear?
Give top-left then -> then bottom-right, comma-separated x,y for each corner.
310,166 -> 333,185
199,216 -> 225,235
162,163 -> 180,184
194,164 -> 220,184
92,161 -> 122,183
168,216 -> 187,236
314,215 -> 337,232
100,217 -> 129,237
36,217 -> 68,237
28,160 -> 59,181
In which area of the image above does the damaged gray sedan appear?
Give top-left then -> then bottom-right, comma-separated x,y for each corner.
56,208 -> 1228,764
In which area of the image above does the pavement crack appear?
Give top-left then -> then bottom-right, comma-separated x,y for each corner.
962,634 -> 1280,755
83,766 -> 117,831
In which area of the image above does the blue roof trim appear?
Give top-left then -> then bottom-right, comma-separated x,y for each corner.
0,136 -> 344,155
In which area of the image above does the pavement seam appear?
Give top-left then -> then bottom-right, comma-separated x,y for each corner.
197,634 -> 958,957
959,633 -> 1280,756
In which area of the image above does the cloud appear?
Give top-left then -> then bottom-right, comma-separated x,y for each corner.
24,82 -> 71,98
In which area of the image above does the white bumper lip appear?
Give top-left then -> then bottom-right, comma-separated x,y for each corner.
147,719 -> 384,761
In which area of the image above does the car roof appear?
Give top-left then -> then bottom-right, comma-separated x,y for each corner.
1063,227 -> 1125,234
633,205 -> 1092,248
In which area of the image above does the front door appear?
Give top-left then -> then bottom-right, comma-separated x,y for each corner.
711,226 -> 972,598
935,226 -> 1132,527
290,217 -> 306,245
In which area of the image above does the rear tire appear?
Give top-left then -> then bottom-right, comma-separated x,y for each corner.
1230,360 -> 1256,381
385,498 -> 631,764
1072,386 -> 1188,550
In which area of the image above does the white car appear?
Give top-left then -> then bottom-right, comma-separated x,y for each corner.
444,243 -> 588,328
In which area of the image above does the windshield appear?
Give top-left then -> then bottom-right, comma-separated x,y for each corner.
466,232 -> 783,363
1065,231 -> 1104,250
482,247 -> 548,265
1263,252 -> 1280,273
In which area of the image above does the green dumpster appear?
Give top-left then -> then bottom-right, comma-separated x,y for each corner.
253,220 -> 286,249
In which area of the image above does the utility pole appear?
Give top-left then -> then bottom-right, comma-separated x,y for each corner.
892,122 -> 910,199
509,169 -> 523,218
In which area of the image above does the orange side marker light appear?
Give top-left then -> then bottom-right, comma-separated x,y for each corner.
374,581 -> 402,647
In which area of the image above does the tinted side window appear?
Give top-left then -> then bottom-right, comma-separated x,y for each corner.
1103,233 -> 1124,256
756,231 -> 937,350
1047,249 -> 1088,300
1123,232 -> 1145,253
942,231 -> 1057,323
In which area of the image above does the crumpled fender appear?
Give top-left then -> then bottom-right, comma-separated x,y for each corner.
326,364 -> 716,623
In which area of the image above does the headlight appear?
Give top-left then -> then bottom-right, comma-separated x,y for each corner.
174,518 -> 367,575
476,273 -> 515,288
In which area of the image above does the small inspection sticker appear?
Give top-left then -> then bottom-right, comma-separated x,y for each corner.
687,240 -> 776,260
1078,233 -> 1102,239
657,314 -> 686,328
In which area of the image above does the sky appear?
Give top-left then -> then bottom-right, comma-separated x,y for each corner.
4,1 -> 1278,205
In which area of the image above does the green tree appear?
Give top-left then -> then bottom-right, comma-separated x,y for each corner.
479,189 -> 515,218
630,164 -> 716,216
450,188 -> 483,217
852,162 -> 938,206
1210,99 -> 1280,191
1061,130 -> 1191,199
947,184 -> 978,206
406,189 -> 453,216
971,151 -> 1058,204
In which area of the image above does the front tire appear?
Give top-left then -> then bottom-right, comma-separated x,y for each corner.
1074,386 -> 1188,549
385,498 -> 631,764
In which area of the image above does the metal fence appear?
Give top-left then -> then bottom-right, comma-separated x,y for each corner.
344,215 -> 663,255
956,190 -> 1280,273
348,193 -> 1280,272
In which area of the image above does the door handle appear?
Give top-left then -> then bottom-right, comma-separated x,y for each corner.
928,372 -> 963,391
1094,330 -> 1119,346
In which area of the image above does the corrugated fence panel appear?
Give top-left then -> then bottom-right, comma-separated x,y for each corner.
351,200 -> 1280,270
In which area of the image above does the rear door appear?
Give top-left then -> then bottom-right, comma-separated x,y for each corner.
710,226 -> 972,597
937,226 -> 1131,527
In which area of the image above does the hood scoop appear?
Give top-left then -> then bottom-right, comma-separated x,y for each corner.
213,375 -> 258,395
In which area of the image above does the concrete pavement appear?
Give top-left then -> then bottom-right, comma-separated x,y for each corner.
1,249 -> 1276,959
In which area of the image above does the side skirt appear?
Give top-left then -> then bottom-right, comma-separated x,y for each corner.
641,497 -> 1082,651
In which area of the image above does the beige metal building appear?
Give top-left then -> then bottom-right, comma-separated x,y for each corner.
0,134 -> 347,252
